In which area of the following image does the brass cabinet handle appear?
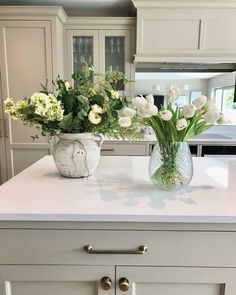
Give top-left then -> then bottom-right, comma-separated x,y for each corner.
119,278 -> 129,292
101,276 -> 112,290
101,148 -> 115,152
84,245 -> 147,254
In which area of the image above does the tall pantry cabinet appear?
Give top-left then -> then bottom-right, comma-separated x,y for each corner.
0,7 -> 65,184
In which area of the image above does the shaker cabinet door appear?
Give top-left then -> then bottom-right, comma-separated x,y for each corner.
116,266 -> 236,295
0,266 -> 115,295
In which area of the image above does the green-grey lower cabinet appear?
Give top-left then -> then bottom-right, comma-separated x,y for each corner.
116,267 -> 236,295
1,265 -> 236,295
0,266 -> 115,295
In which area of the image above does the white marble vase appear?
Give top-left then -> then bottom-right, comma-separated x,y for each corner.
53,133 -> 103,178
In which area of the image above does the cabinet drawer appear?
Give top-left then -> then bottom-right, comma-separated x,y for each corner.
0,230 -> 236,267
101,143 -> 147,156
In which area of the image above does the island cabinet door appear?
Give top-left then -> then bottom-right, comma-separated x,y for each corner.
0,266 -> 115,295
116,266 -> 236,295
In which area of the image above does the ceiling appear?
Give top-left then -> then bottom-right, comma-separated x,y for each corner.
0,0 -> 136,16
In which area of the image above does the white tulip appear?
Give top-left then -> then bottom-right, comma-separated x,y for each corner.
192,95 -> 207,109
182,104 -> 196,118
88,110 -> 102,124
132,95 -> 147,109
159,110 -> 173,121
118,117 -> 132,127
203,111 -> 220,124
176,118 -> 188,131
165,85 -> 180,103
123,107 -> 136,118
204,98 -> 218,112
91,104 -> 103,114
138,103 -> 158,118
65,81 -> 70,91
145,94 -> 154,105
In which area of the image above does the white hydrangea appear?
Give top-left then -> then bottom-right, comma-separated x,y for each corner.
111,90 -> 120,99
30,92 -> 63,122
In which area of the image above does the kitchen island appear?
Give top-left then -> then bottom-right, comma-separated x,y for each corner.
0,156 -> 236,295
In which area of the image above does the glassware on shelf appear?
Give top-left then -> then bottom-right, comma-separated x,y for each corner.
109,37 -> 115,53
108,65 -> 113,72
115,66 -> 120,71
80,55 -> 86,64
116,38 -> 121,53
77,37 -> 83,53
84,38 -> 89,53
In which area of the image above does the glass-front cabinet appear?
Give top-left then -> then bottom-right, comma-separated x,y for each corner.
66,29 -> 132,97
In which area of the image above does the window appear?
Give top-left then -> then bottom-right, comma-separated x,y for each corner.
213,86 -> 236,124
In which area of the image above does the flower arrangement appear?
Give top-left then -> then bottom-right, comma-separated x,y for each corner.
4,65 -> 142,140
127,90 -> 221,190
131,92 -> 220,142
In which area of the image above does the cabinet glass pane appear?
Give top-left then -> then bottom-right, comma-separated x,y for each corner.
73,36 -> 93,72
105,36 -> 125,90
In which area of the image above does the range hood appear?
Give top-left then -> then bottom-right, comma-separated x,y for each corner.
135,62 -> 236,73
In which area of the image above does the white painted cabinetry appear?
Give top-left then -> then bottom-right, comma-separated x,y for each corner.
1,227 -> 236,294
133,0 -> 236,63
65,18 -> 135,98
0,7 -> 65,183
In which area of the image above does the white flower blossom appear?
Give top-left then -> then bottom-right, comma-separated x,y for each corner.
91,104 -> 103,114
65,81 -> 70,91
88,110 -> 102,124
203,111 -> 220,124
192,95 -> 207,109
204,98 -> 218,112
176,118 -> 188,131
182,104 -> 196,118
165,85 -> 180,103
132,95 -> 147,109
159,110 -> 173,121
123,107 -> 136,118
138,103 -> 158,118
118,117 -> 132,127
110,90 -> 120,99
145,94 -> 154,105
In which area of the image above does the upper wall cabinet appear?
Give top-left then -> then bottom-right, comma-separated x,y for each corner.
65,18 -> 135,98
132,0 -> 236,63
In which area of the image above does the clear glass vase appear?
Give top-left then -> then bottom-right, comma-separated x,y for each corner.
149,141 -> 193,191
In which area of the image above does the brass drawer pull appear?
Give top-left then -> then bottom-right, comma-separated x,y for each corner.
84,245 -> 147,254
101,148 -> 115,152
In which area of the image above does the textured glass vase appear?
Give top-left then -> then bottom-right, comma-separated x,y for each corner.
149,141 -> 193,191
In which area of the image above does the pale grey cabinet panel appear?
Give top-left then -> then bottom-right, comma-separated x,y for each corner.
116,266 -> 236,295
0,266 -> 115,295
0,20 -> 54,180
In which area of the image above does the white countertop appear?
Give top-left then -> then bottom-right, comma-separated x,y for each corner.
1,156 -> 236,223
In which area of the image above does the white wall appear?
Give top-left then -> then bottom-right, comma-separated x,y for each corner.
135,78 -> 208,103
207,73 -> 235,97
